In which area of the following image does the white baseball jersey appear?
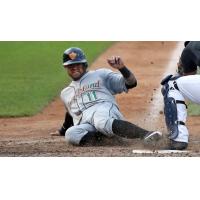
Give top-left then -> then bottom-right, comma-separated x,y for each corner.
176,75 -> 200,104
60,68 -> 128,125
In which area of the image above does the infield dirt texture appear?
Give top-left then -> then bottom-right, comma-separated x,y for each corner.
0,42 -> 200,156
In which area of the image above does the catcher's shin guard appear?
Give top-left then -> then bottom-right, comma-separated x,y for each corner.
161,75 -> 188,140
163,94 -> 187,140
112,119 -> 149,139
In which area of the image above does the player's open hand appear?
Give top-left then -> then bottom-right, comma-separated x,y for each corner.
107,56 -> 125,69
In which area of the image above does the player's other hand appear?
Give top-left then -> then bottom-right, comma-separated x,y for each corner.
107,56 -> 125,69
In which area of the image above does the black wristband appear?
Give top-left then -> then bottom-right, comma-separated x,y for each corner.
119,66 -> 131,78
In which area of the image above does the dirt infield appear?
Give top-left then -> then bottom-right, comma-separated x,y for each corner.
1,42 -> 200,156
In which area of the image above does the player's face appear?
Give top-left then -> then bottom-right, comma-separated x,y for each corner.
64,63 -> 85,80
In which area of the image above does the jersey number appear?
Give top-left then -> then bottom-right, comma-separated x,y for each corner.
86,91 -> 97,101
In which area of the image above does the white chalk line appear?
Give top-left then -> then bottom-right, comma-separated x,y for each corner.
132,149 -> 190,154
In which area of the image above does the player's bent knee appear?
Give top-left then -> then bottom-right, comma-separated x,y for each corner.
65,127 -> 82,146
65,133 -> 79,146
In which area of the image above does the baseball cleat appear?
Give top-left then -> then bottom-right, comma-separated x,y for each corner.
144,131 -> 162,144
163,140 -> 188,150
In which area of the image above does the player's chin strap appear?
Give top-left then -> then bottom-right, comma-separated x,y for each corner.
161,75 -> 187,140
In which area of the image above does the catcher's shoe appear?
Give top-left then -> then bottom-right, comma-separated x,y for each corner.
143,131 -> 162,145
163,140 -> 188,150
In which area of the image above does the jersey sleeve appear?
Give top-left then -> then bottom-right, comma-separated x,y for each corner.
99,68 -> 128,94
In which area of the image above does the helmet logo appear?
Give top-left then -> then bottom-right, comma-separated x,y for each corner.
68,52 -> 77,60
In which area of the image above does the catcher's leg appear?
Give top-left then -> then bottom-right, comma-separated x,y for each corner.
162,80 -> 188,150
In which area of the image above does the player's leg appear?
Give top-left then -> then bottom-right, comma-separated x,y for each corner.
112,119 -> 162,143
65,123 -> 97,146
92,102 -> 162,141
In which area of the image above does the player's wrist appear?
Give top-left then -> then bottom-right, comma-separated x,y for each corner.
119,66 -> 131,78
118,65 -> 126,70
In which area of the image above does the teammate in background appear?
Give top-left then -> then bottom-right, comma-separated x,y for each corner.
51,47 -> 162,146
161,41 -> 200,150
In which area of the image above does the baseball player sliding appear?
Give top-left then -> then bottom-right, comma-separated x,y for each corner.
51,47 -> 162,146
161,41 -> 200,150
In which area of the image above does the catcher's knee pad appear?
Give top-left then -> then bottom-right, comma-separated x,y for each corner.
163,96 -> 186,140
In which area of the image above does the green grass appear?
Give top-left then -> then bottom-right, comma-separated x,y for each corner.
188,68 -> 200,116
0,41 -> 113,117
188,103 -> 200,116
